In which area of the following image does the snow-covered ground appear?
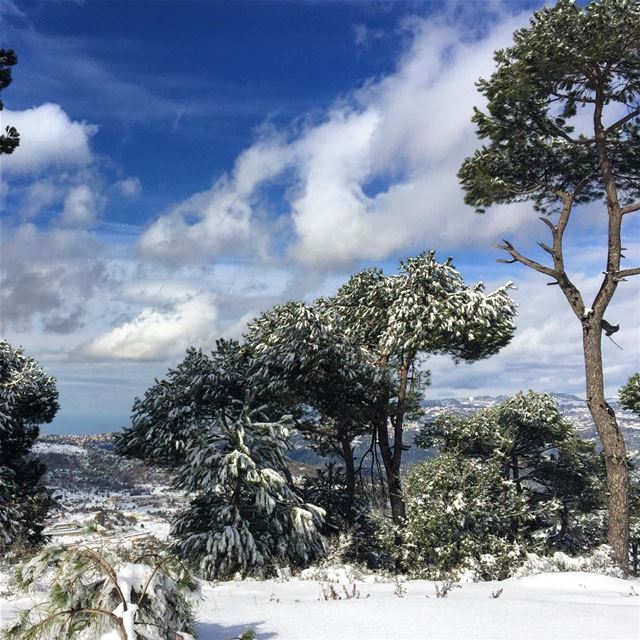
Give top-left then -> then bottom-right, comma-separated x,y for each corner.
1,570 -> 638,639
193,572 -> 640,640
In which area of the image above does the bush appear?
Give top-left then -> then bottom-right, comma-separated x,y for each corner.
402,453 -> 530,580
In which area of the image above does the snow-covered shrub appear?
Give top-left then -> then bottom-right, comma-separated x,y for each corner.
0,340 -> 59,552
4,544 -> 198,640
417,391 -> 606,554
619,373 -> 640,415
402,453 -> 531,580
513,545 -> 622,578
171,401 -> 326,580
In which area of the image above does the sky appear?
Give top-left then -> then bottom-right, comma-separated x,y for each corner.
1,0 -> 638,435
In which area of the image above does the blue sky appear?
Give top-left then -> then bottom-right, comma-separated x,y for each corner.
1,0 -> 638,434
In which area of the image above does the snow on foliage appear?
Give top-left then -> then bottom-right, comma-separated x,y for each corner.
171,401 -> 326,579
4,544 -> 198,640
402,453 -> 530,580
0,340 -> 59,551
513,545 -> 622,578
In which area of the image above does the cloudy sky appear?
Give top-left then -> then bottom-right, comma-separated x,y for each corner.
1,0 -> 638,434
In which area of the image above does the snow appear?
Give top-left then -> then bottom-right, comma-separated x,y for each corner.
1,569 -> 638,639
194,572 -> 640,640
31,442 -> 87,456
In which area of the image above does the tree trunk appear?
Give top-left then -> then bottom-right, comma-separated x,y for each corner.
339,432 -> 357,526
376,414 -> 405,523
583,317 -> 629,573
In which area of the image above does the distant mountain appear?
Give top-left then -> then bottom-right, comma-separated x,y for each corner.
35,394 -> 640,493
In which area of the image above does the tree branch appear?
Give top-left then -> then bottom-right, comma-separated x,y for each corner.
621,202 -> 640,215
493,240 -> 558,278
604,107 -> 640,135
616,267 -> 640,279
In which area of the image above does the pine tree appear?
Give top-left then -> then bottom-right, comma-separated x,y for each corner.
0,340 -> 59,551
458,0 -> 640,571
418,391 -> 605,552
0,49 -> 20,155
328,251 -> 517,523
171,399 -> 326,579
116,352 -> 326,580
4,544 -> 198,640
245,300 -> 383,526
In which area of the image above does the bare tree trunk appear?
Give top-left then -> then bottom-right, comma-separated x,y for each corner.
376,413 -> 405,523
583,316 -> 629,572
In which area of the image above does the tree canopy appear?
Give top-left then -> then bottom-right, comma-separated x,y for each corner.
0,340 -> 59,550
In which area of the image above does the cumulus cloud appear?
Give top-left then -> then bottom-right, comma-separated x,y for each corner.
139,141 -> 289,262
60,184 -> 101,227
115,177 -> 142,198
81,285 -> 219,360
0,223 -> 108,332
2,103 -> 97,174
20,180 -> 60,219
140,9 -> 537,268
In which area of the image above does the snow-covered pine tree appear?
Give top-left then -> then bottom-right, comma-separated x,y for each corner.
417,391 -> 605,552
4,544 -> 198,640
327,251 -> 517,523
171,398 -> 326,579
116,341 -> 326,578
0,340 -> 58,551
244,300 -> 384,527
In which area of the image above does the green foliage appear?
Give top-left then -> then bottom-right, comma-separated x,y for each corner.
169,399 -> 326,579
403,454 -> 530,580
459,0 -> 640,212
0,49 -> 20,154
418,391 -> 605,552
619,373 -> 640,415
0,340 -> 59,551
330,251 -> 517,365
4,544 -> 198,640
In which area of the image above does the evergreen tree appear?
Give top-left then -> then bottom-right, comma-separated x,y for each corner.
328,251 -> 517,523
418,392 -> 605,551
0,340 -> 58,551
0,49 -> 20,155
171,399 -> 326,579
458,0 -> 640,570
619,373 -> 640,415
116,353 -> 326,579
245,300 -> 383,526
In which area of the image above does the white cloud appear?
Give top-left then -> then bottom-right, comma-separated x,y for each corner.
82,288 -> 218,361
0,223 -> 108,333
116,177 -> 142,198
60,184 -> 100,227
139,10 -> 537,268
139,141 -> 289,262
20,180 -> 60,219
2,103 -> 97,174
426,271 -> 640,399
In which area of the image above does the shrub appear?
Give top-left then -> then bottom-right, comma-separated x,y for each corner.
402,453 -> 530,579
